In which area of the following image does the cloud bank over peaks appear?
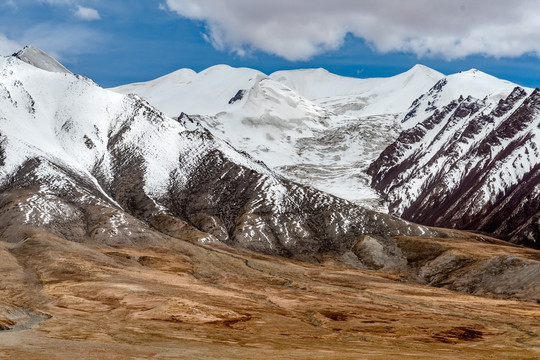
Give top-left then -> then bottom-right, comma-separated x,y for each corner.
164,0 -> 540,61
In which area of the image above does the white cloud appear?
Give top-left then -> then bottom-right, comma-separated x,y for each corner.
164,0 -> 540,60
0,33 -> 22,55
20,23 -> 105,58
0,23 -> 105,60
74,5 -> 101,21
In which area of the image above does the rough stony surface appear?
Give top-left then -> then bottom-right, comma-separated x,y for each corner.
395,234 -> 540,300
351,235 -> 407,272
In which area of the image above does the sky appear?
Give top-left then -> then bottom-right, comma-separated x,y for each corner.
1,0 -> 540,88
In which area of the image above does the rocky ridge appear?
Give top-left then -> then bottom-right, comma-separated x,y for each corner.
369,86 -> 540,248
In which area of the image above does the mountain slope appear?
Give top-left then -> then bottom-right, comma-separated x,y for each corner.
1,51 -> 445,260
112,65 -> 329,168
2,222 -> 539,359
369,86 -> 540,248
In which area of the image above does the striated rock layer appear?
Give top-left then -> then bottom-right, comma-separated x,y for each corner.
370,86 -> 540,248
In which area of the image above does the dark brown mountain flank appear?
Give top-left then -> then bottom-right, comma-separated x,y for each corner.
369,87 -> 540,249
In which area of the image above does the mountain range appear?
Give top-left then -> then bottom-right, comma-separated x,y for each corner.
0,46 -> 539,358
113,56 -> 537,248
2,46 -> 442,258
112,63 -> 445,210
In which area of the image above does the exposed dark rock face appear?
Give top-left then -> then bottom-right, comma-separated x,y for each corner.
158,147 -> 440,256
403,78 -> 448,122
351,235 -> 408,272
228,89 -> 246,104
369,87 -> 540,248
0,140 -> 439,258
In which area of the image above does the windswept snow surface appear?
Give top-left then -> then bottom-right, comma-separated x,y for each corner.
113,65 -> 328,167
13,45 -> 71,74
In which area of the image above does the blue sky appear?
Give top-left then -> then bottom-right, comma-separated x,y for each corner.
1,0 -> 540,88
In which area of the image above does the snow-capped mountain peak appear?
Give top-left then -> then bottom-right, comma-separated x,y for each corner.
13,45 -> 71,74
270,65 -> 445,116
402,64 -> 444,80
112,65 -> 270,117
402,67 -> 528,129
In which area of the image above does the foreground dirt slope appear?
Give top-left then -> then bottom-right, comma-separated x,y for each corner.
0,229 -> 539,359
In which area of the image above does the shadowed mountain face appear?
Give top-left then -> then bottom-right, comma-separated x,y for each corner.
369,86 -> 540,249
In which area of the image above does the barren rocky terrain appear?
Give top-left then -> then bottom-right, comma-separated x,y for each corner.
0,223 -> 539,359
